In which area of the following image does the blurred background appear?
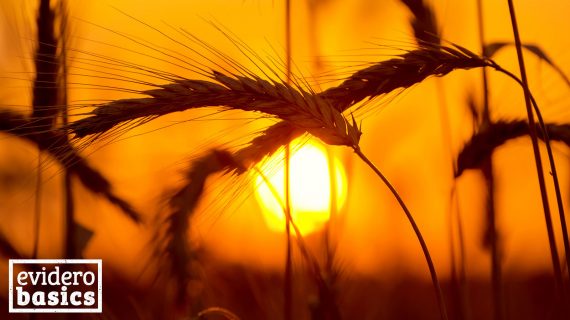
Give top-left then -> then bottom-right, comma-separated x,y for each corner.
0,0 -> 570,319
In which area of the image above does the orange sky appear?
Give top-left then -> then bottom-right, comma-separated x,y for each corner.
1,0 -> 570,295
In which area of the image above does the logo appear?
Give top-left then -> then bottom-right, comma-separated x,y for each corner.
8,259 -> 102,313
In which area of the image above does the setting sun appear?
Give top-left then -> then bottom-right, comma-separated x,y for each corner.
254,138 -> 347,235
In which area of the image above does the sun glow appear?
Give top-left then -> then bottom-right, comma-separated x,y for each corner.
254,138 -> 348,235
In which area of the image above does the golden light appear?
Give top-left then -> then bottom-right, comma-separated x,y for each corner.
254,138 -> 347,235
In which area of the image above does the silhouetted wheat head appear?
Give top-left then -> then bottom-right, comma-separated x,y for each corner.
456,120 -> 570,177
0,109 -> 141,222
400,0 -> 440,45
71,71 -> 360,147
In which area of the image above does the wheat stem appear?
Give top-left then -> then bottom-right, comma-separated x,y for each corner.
476,1 -> 503,319
32,154 -> 42,259
325,147 -> 337,274
436,79 -> 470,320
254,165 -> 342,319
32,0 -> 58,260
353,147 -> 448,320
491,61 -> 570,290
527,91 -> 570,295
506,0 -> 564,303
283,2 -> 293,320
284,142 -> 293,320
59,0 -> 75,259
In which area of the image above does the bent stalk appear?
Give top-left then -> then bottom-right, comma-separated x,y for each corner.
506,0 -> 565,307
354,147 -> 448,320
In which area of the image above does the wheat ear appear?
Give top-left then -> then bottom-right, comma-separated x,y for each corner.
456,120 -> 570,175
0,109 -> 141,222
320,44 -> 489,112
71,71 -> 360,147
160,121 -> 300,304
400,0 -> 440,45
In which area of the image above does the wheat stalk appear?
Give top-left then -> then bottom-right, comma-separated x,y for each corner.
506,1 -> 565,306
57,0 -> 76,258
490,62 -> 570,300
474,2 -> 503,318
32,0 -> 59,131
254,166 -> 341,320
31,0 -> 58,260
400,3 -> 471,316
